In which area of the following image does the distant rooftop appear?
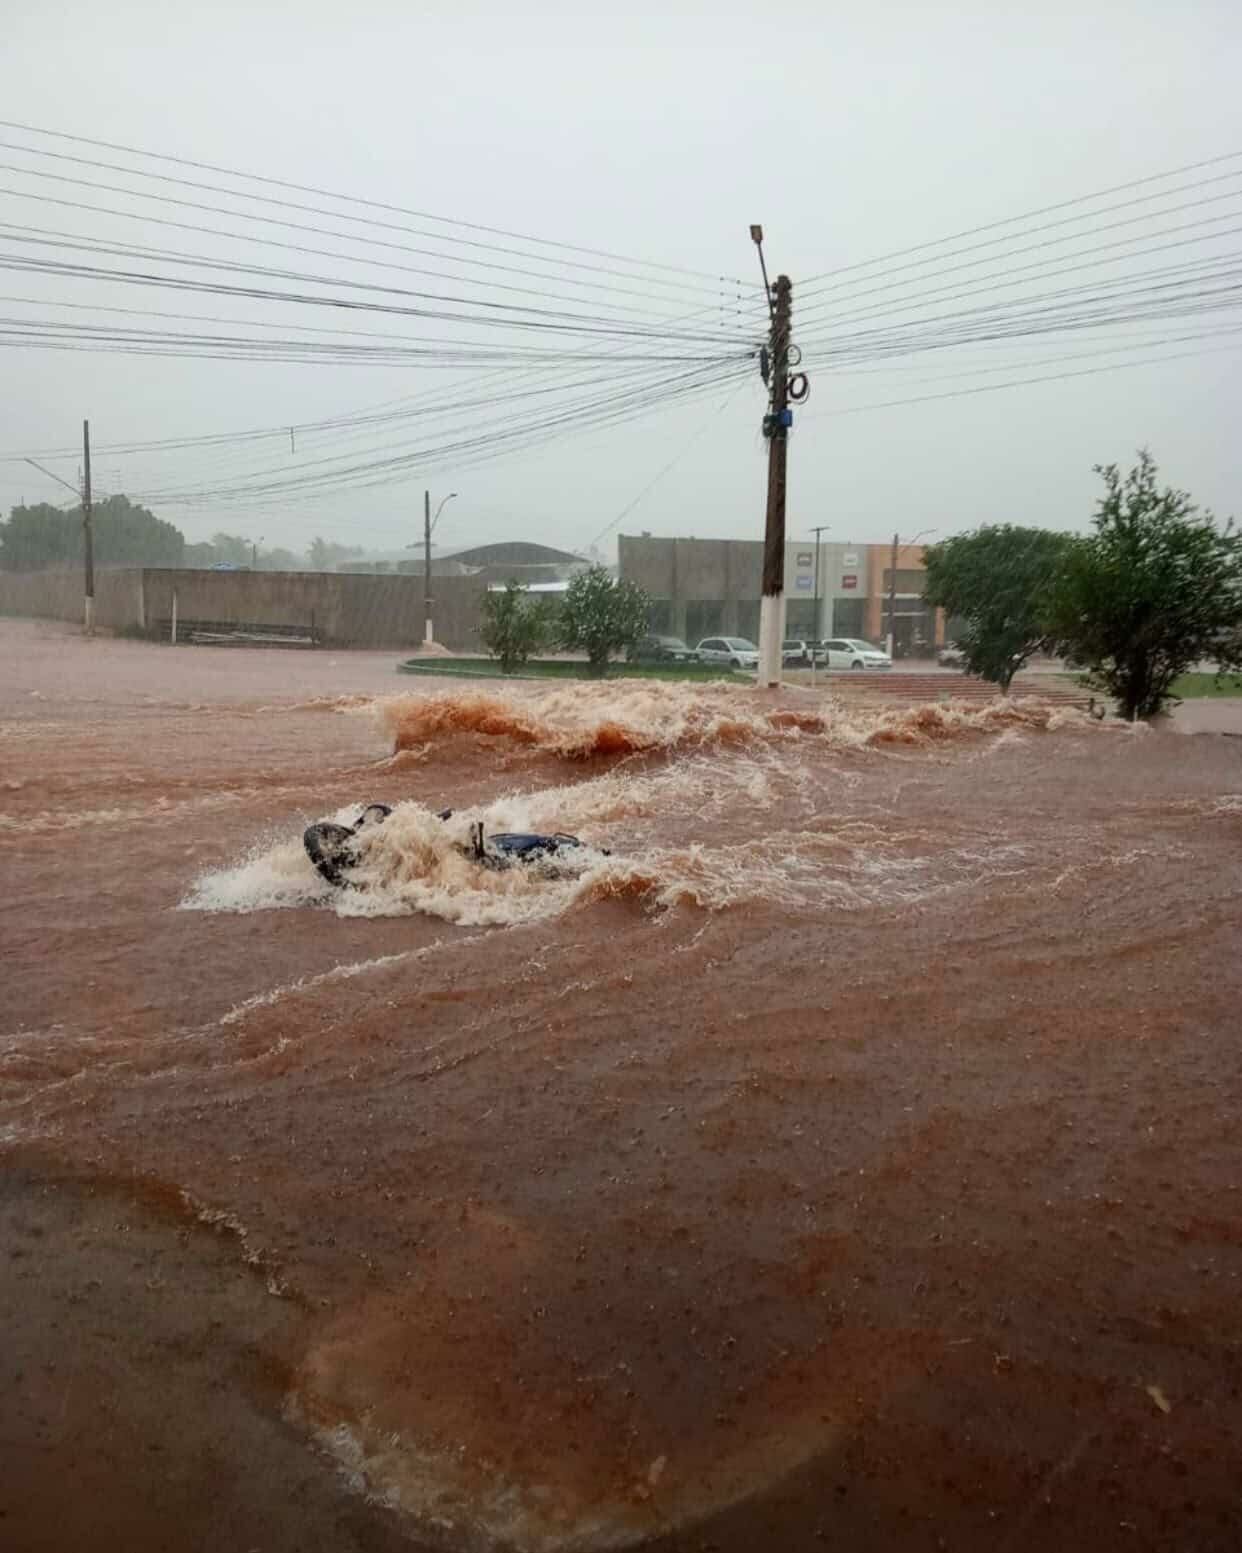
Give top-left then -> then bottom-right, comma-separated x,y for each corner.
442,541 -> 587,567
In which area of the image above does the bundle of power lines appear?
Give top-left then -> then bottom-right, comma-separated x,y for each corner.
1,119 -> 1240,525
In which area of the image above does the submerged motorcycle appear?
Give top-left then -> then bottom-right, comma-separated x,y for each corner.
303,803 -> 605,889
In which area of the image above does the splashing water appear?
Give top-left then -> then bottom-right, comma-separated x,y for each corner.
379,681 -> 1091,762
179,685 -> 1115,926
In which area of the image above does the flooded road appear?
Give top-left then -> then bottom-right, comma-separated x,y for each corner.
2,620 -> 1240,1552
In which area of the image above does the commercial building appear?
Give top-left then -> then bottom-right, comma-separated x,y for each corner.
618,534 -> 946,651
863,543 -> 944,656
618,535 -> 869,644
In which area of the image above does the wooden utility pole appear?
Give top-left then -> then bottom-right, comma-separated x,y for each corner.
423,488 -> 433,644
758,273 -> 793,687
886,530 -> 899,657
82,419 -> 95,636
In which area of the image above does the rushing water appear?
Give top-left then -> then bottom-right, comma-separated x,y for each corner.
3,637 -> 1241,1553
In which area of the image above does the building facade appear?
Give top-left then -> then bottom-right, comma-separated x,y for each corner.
863,544 -> 945,656
618,534 -> 946,650
618,535 -> 871,644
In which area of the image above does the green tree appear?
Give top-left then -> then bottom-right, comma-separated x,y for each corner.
92,496 -> 184,566
922,524 -> 1073,692
479,580 -> 553,673
1048,450 -> 1242,720
557,565 -> 650,678
1,496 -> 184,571
0,504 -> 78,571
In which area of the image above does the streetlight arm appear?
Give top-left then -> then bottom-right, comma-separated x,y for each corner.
430,492 -> 458,535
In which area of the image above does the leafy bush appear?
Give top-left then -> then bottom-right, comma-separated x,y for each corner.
479,580 -> 553,673
557,565 -> 650,678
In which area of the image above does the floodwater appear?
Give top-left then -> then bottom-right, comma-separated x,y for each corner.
2,618 -> 1240,1553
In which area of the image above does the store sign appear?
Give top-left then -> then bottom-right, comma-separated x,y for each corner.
795,551 -> 813,567
843,552 -> 859,568
795,575 -> 813,590
841,574 -> 858,590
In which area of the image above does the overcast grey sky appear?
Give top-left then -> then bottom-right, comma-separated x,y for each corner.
3,0 -> 1239,558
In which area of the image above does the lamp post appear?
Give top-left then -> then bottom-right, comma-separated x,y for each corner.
885,527 -> 937,658
414,490 -> 457,645
808,525 -> 829,684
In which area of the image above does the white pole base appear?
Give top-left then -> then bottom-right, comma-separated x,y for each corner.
84,596 -> 95,636
757,595 -> 785,688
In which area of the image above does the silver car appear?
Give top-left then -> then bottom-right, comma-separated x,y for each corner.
820,638 -> 893,670
695,636 -> 760,669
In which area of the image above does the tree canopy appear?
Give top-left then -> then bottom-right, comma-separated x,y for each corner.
1048,450 -> 1242,720
0,495 -> 184,571
922,524 -> 1073,691
557,565 -> 650,677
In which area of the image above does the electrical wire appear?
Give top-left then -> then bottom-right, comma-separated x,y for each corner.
0,225 -> 752,342
587,378 -> 751,547
795,254 -> 1242,361
0,118 -> 748,289
0,168 -> 741,324
123,363 -> 755,514
801,339 -> 1242,422
798,146 -> 1242,289
128,357 -> 753,505
792,218 -> 1242,342
793,182 -> 1242,326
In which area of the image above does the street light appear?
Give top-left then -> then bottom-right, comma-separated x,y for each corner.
885,527 -> 938,658
808,525 -> 830,684
409,490 -> 459,646
431,492 -> 457,534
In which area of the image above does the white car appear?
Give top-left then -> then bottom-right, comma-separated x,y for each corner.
695,636 -> 760,669
820,638 -> 893,670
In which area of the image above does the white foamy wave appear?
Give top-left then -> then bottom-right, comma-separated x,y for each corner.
178,752 -> 806,927
181,835 -> 332,914
380,682 -> 1091,763
180,774 -> 1041,927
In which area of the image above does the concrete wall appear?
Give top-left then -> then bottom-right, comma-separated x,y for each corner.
0,567 -> 488,650
0,567 -> 146,631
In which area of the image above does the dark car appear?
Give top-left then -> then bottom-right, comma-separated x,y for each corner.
628,634 -> 698,664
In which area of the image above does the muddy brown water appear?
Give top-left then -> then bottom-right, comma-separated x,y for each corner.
2,621 -> 1240,1553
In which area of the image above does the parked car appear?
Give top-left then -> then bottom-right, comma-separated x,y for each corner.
820,638 -> 893,670
782,638 -> 822,667
628,634 -> 698,664
938,644 -> 967,669
696,636 -> 760,669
